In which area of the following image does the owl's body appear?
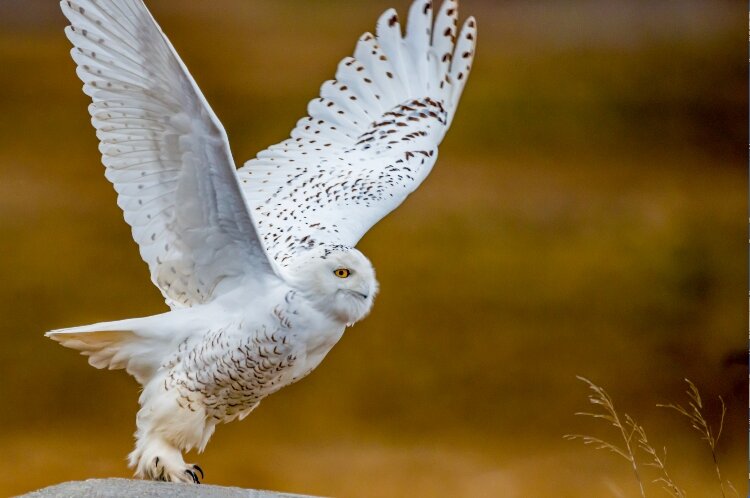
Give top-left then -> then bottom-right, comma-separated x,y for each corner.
126,280 -> 347,480
146,284 -> 337,425
48,0 -> 475,483
56,247 -> 376,480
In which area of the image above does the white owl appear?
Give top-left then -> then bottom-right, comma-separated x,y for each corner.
47,0 -> 476,483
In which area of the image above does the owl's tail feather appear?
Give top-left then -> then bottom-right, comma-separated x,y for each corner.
46,314 -> 178,384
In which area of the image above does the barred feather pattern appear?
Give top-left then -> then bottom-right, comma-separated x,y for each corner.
162,294 -> 307,426
238,0 -> 476,266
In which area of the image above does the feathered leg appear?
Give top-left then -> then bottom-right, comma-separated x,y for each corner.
128,372 -> 212,483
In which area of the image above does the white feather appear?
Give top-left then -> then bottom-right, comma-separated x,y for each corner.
61,0 -> 279,308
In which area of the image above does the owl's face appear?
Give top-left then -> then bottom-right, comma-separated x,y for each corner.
288,247 -> 378,325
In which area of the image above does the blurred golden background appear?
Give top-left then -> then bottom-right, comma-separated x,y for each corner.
0,1 -> 746,496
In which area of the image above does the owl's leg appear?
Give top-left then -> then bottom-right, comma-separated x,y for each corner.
128,377 -> 211,483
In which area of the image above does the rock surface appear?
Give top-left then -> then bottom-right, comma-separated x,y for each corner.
16,478 -> 321,498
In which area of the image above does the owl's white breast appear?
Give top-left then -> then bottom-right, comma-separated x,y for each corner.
281,296 -> 347,383
213,279 -> 347,386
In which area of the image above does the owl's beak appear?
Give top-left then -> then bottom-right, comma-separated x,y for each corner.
343,289 -> 368,300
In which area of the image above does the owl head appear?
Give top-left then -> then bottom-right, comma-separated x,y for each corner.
286,246 -> 378,325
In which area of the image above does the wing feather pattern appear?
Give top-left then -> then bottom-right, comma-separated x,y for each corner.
238,0 -> 476,265
61,0 -> 278,308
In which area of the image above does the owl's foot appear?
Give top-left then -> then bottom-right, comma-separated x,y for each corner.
131,437 -> 204,483
148,456 -> 204,483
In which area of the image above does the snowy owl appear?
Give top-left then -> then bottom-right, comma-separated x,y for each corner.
47,0 -> 476,483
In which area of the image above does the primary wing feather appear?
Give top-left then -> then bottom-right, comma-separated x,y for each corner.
61,0 -> 277,307
238,0 -> 476,265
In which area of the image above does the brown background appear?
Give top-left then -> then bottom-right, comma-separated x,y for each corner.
0,1 -> 746,496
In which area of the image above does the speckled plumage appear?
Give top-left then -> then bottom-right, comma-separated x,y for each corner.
239,0 -> 476,265
47,0 -> 475,483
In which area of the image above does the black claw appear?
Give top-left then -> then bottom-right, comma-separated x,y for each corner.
154,457 -> 160,467
193,464 -> 204,480
185,469 -> 200,484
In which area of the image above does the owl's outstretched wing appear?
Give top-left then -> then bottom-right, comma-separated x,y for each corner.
61,0 -> 278,308
238,0 -> 476,265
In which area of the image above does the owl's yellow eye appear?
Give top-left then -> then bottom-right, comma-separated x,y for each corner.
334,268 -> 351,278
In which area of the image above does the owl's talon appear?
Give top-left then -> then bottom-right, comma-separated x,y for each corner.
185,469 -> 200,484
193,464 -> 204,480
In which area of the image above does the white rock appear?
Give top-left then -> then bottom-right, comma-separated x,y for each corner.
17,478 -> 322,498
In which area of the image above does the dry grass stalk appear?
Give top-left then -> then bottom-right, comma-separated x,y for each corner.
658,379 -> 735,498
629,416 -> 685,498
566,377 -> 690,498
564,376 -> 646,498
